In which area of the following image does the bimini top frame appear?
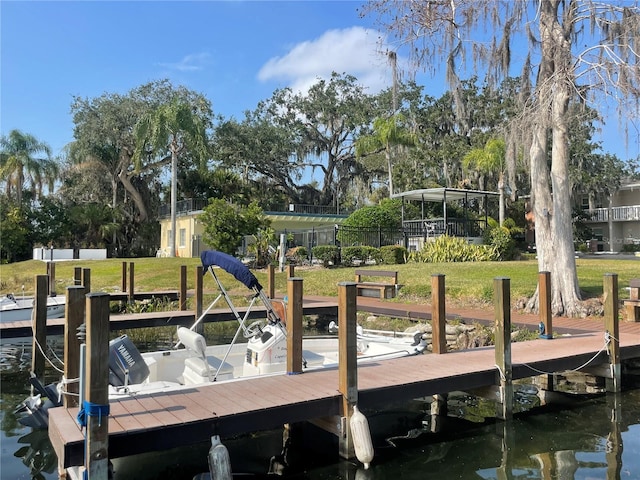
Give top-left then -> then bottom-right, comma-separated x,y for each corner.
174,250 -> 287,380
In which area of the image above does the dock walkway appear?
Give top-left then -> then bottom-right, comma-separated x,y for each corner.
48,294 -> 640,468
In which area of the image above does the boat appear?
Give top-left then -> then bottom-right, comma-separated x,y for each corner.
15,250 -> 426,428
0,293 -> 66,323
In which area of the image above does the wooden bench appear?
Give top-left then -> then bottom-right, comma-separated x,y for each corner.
354,269 -> 399,299
623,278 -> 640,322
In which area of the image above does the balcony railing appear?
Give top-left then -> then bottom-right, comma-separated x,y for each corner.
586,205 -> 640,222
158,200 -> 350,219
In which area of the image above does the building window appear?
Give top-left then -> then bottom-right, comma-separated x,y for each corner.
179,228 -> 186,248
167,230 -> 172,246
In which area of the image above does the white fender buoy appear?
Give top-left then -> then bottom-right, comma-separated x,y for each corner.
207,435 -> 232,480
350,405 -> 374,469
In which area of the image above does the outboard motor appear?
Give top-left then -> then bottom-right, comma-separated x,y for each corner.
108,335 -> 150,388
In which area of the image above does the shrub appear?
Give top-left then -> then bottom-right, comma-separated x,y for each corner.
286,246 -> 308,264
341,246 -> 381,266
380,245 -> 407,264
622,243 -> 640,253
409,235 -> 499,263
312,245 -> 340,267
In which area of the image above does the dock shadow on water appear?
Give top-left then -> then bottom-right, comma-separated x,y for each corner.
3,340 -> 640,479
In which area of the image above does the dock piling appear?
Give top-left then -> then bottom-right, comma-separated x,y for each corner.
32,275 -> 49,385
83,293 -> 111,480
494,277 -> 513,420
286,278 -> 303,374
604,273 -> 621,393
63,286 -> 85,408
180,265 -> 188,311
430,274 -> 447,354
337,282 -> 358,460
538,271 -> 553,339
267,264 -> 275,299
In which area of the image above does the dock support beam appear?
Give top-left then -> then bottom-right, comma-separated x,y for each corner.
430,274 -> 447,354
337,282 -> 358,460
286,278 -> 303,374
84,293 -> 110,480
121,262 -> 127,293
604,273 -> 621,393
287,264 -> 295,278
494,277 -> 513,421
63,286 -> 85,408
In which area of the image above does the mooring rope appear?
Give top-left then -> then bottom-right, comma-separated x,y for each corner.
31,334 -> 65,374
495,331 -> 614,378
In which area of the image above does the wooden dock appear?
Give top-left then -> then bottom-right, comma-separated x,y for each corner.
0,298 -> 338,339
49,328 -> 640,468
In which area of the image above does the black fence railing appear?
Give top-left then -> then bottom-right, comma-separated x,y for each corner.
336,225 -> 406,248
402,218 -> 487,238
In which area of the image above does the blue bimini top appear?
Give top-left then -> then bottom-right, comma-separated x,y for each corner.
200,250 -> 262,291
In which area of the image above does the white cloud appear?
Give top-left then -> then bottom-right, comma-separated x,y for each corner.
158,52 -> 212,72
258,26 -> 400,94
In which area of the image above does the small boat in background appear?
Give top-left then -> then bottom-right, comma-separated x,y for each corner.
0,294 -> 66,323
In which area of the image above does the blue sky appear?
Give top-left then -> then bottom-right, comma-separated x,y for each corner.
2,0 -> 638,165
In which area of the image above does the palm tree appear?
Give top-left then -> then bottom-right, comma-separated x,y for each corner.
463,138 -> 507,225
134,99 -> 209,257
355,114 -> 416,197
0,130 -> 53,206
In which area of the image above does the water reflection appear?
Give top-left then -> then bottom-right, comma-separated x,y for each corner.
2,336 -> 640,479
13,429 -> 57,479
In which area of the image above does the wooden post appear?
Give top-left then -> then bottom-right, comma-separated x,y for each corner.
82,268 -> 91,294
286,278 -> 303,374
538,271 -> 553,339
337,282 -> 358,460
48,262 -> 57,296
194,265 -> 203,334
267,264 -> 275,299
128,262 -> 135,304
179,265 -> 188,311
287,264 -> 295,278
430,274 -> 447,354
84,293 -> 111,479
494,277 -> 513,420
64,286 -> 85,408
604,273 -> 621,393
74,267 -> 82,286
121,262 -> 127,293
32,275 -> 49,383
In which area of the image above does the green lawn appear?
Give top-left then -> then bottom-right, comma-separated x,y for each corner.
1,256 -> 638,310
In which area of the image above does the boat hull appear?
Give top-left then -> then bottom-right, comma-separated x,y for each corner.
0,295 -> 66,323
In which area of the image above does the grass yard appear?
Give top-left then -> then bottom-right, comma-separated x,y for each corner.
1,256 -> 638,312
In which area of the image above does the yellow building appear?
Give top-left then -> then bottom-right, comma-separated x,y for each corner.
157,201 -> 349,258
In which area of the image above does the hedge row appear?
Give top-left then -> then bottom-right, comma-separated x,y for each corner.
311,245 -> 408,267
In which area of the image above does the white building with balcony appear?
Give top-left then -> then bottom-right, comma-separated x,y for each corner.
584,180 -> 640,252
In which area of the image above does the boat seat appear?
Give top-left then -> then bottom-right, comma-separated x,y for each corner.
177,327 -> 234,384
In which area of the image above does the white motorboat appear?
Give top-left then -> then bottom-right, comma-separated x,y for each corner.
0,293 -> 66,323
15,251 -> 426,428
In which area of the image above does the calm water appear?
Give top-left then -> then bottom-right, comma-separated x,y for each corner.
2,339 -> 640,480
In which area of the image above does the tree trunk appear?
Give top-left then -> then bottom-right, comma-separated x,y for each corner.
169,148 -> 178,258
526,0 -> 582,317
117,152 -> 148,222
